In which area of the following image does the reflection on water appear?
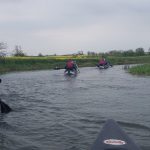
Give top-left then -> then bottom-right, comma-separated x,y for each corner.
0,66 -> 150,150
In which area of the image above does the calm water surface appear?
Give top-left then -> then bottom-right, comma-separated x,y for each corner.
0,66 -> 150,150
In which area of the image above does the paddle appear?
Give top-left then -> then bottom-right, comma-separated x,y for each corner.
74,61 -> 80,73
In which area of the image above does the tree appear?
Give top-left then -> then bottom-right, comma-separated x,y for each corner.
78,51 -> 84,55
135,48 -> 145,56
38,53 -> 43,57
87,51 -> 98,56
122,49 -> 135,57
108,50 -> 123,56
148,48 -> 150,55
0,42 -> 7,57
13,45 -> 26,56
0,42 -> 7,63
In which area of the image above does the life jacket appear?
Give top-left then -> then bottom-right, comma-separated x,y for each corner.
66,61 -> 73,69
99,59 -> 105,65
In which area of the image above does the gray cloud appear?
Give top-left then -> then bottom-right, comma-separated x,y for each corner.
1,0 -> 150,55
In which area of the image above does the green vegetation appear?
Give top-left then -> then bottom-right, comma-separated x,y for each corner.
0,55 -> 150,74
1,41 -> 150,74
128,64 -> 150,75
0,57 -> 66,73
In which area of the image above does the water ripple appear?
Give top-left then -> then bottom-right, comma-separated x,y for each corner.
0,66 -> 150,150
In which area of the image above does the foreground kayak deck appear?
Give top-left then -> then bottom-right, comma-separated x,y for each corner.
91,119 -> 141,150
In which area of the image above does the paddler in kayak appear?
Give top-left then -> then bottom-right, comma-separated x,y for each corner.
97,56 -> 112,68
64,59 -> 77,73
97,57 -> 107,67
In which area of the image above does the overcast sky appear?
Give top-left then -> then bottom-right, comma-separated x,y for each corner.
0,0 -> 150,55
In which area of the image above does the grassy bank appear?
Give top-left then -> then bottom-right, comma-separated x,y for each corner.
0,57 -> 66,73
128,64 -> 150,75
0,55 -> 150,74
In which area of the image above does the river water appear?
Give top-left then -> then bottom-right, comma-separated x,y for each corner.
0,66 -> 150,150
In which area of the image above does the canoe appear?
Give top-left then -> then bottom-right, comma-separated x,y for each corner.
91,119 -> 141,150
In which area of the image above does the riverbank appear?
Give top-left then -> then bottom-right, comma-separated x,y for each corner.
128,64 -> 150,75
0,55 -> 150,74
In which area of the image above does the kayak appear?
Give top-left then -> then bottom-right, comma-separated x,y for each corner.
64,69 -> 77,76
97,64 -> 111,69
97,62 -> 113,69
97,65 -> 109,69
91,119 -> 141,150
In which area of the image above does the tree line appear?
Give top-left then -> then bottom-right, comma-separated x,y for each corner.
87,48 -> 150,57
1,42 -> 150,58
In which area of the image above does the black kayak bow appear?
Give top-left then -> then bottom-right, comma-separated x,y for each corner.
91,119 -> 141,150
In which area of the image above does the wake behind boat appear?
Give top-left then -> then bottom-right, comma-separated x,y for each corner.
91,119 -> 141,150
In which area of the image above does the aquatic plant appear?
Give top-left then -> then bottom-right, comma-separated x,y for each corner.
129,64 -> 150,75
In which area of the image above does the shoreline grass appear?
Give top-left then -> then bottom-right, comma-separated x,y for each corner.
128,64 -> 150,76
0,55 -> 150,74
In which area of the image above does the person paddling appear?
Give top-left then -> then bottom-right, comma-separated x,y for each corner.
65,59 -> 77,72
97,57 -> 107,67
